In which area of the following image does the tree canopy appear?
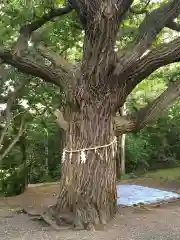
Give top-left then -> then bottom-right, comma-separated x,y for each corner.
0,0 -> 180,134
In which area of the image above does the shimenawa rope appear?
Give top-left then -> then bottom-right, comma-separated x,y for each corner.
62,137 -> 117,163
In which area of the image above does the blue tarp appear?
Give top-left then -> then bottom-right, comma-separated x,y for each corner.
117,184 -> 180,206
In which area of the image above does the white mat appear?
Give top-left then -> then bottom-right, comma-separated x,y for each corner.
117,184 -> 180,206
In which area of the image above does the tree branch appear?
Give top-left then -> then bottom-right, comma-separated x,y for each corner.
0,109 -> 28,150
36,44 -> 76,75
0,111 -> 11,149
54,109 -> 68,131
13,5 -> 73,56
0,49 -> 76,98
129,0 -> 150,15
0,80 -> 29,126
36,44 -> 76,92
0,114 -> 28,163
36,44 -> 68,68
125,37 -> 180,96
31,90 -> 69,131
1,79 -> 30,103
114,0 -> 180,76
0,2 -> 77,99
166,21 -> 180,32
115,79 -> 180,135
114,115 -> 136,136
0,49 -> 61,85
0,60 -> 8,87
117,0 -> 134,21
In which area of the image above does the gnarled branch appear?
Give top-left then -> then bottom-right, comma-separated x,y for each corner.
36,44 -> 76,77
36,44 -> 76,93
114,0 -> 180,76
166,21 -> 180,32
13,5 -> 73,56
117,0 -> 134,21
36,45 -> 70,69
114,115 -> 136,136
0,80 -> 30,126
125,37 -> 180,97
0,79 -> 30,103
0,113 -> 28,163
0,1 -> 76,100
0,49 -> 61,86
0,49 -> 76,100
54,109 -> 68,131
115,79 -> 180,135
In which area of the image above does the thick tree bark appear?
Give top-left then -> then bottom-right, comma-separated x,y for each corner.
52,108 -> 117,229
51,3 -> 120,226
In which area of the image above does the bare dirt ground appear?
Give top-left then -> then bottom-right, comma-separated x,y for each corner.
0,180 -> 180,240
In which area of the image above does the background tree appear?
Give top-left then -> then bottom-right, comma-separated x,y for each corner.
126,64 -> 180,173
0,0 -> 180,230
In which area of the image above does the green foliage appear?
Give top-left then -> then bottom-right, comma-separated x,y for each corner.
0,117 -> 63,196
126,133 -> 152,172
126,102 -> 180,173
0,1 -> 77,196
0,164 -> 28,197
124,63 -> 180,174
144,167 -> 180,182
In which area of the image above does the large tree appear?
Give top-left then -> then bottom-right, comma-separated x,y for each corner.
0,0 -> 180,229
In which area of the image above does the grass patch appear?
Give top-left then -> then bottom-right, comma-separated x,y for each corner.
119,168 -> 180,186
143,168 -> 180,182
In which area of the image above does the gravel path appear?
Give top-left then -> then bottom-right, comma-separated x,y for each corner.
1,202 -> 180,240
0,183 -> 180,240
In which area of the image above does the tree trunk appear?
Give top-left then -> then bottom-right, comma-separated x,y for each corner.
19,134 -> 28,188
44,128 -> 49,177
52,107 -> 117,229
120,104 -> 126,176
116,135 -> 121,179
120,133 -> 126,175
116,104 -> 126,178
116,133 -> 126,179
50,5 -> 120,229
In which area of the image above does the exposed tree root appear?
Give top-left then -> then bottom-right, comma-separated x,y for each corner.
18,202 -> 116,231
16,207 -> 41,216
17,206 -> 73,230
54,200 -> 116,230
40,211 -> 71,230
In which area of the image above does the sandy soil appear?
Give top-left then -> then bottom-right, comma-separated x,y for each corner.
0,181 -> 180,240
